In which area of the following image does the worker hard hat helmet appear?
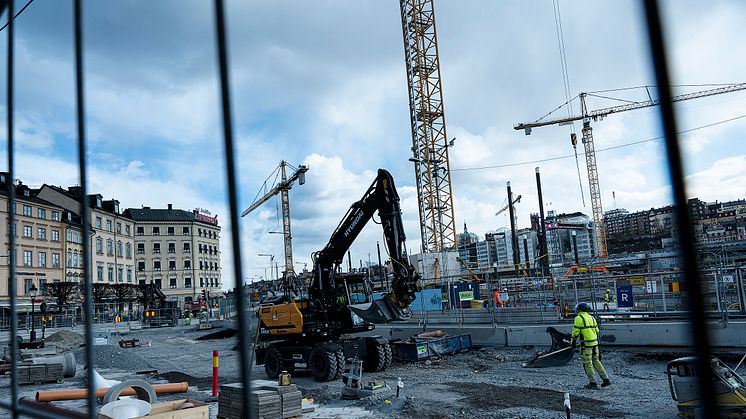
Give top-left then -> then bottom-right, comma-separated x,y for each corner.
606,289 -> 610,292
575,302 -> 591,312
503,288 -> 508,291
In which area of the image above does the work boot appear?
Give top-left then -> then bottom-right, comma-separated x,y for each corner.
601,378 -> 611,387
584,382 -> 598,390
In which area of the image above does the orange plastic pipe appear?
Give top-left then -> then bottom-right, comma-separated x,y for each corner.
36,382 -> 188,402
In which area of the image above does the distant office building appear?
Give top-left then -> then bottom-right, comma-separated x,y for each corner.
545,211 -> 595,266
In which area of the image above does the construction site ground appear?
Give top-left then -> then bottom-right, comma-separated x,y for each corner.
0,323 -> 714,418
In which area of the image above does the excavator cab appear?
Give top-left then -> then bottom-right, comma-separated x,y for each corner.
333,273 -> 411,325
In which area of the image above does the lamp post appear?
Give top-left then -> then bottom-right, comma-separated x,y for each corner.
258,253 -> 275,289
29,283 -> 38,342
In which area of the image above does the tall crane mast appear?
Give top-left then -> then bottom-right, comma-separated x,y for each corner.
515,83 -> 746,260
242,161 -> 309,279
399,0 -> 457,254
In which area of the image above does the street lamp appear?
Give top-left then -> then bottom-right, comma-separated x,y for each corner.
258,253 -> 275,285
29,283 -> 38,342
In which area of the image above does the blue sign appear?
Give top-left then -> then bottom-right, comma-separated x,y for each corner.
617,284 -> 634,308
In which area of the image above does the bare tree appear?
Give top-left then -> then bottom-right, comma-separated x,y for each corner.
92,283 -> 113,304
46,281 -> 80,307
111,284 -> 137,312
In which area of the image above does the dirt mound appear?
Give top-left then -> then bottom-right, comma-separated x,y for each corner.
157,371 -> 214,390
448,382 -> 625,418
45,330 -> 84,351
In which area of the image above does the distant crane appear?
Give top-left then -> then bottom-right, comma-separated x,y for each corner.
514,82 -> 746,260
242,161 -> 309,280
495,194 -> 522,217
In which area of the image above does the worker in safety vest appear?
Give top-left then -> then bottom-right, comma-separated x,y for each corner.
603,289 -> 612,311
493,289 -> 502,308
570,302 -> 611,389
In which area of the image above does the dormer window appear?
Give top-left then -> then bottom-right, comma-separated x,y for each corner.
96,197 -> 102,207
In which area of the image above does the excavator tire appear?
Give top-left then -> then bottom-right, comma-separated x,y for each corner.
335,349 -> 346,375
264,347 -> 283,379
383,343 -> 393,369
310,346 -> 339,382
364,342 -> 388,372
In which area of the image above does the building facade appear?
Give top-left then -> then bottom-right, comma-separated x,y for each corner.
0,176 -> 65,304
124,205 -> 222,307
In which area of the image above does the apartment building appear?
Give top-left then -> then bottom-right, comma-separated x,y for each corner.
545,211 -> 596,266
124,205 -> 222,307
0,176 -> 65,304
36,185 -> 136,287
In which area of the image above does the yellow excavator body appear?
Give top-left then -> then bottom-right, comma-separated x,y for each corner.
258,302 -> 304,335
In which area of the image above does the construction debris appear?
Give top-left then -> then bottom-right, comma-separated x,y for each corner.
391,332 -> 472,362
118,338 -> 151,349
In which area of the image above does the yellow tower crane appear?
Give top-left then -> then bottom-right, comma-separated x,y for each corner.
514,83 -> 746,260
242,161 -> 308,280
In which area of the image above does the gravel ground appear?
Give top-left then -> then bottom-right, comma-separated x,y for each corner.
0,324 -> 701,418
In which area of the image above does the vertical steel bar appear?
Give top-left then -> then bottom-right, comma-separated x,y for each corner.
642,1 -> 717,416
6,0 -> 19,416
72,1 -> 96,416
213,2 -> 252,417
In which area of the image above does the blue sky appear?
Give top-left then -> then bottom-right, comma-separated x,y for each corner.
0,0 -> 744,287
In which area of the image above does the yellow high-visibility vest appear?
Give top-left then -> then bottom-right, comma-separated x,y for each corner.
572,311 -> 599,347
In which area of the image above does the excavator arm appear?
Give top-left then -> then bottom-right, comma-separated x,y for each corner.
309,169 -> 421,323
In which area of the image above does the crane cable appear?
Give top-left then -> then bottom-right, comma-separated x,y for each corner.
552,0 -> 586,207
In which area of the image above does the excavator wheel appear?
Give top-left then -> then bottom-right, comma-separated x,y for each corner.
383,343 -> 393,369
264,347 -> 283,379
335,349 -> 346,375
309,346 -> 339,382
364,342 -> 388,372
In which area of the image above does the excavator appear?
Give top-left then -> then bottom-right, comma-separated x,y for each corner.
255,169 -> 421,381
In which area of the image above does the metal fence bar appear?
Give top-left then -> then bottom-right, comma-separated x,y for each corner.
73,0 -> 96,416
6,1 -> 20,417
642,1 -> 717,417
213,1 -> 253,418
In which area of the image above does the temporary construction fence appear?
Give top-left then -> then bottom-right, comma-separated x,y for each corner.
401,266 -> 746,326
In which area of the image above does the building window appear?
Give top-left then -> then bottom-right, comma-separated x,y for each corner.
24,279 -> 34,294
37,208 -> 46,219
153,242 -> 161,253
125,225 -> 131,236
107,239 -> 114,255
185,277 -> 192,288
153,227 -> 160,235
74,251 -> 79,268
52,253 -> 60,268
136,226 -> 144,235
153,260 -> 161,271
38,252 -> 46,267
155,278 -> 162,289
67,230 -> 73,242
137,243 -> 145,254
127,267 -> 133,282
23,225 -> 32,238
200,261 -> 204,270
116,222 -> 122,234
108,265 -> 114,282
67,251 -> 73,267
169,277 -> 177,289
183,242 -> 190,253
167,226 -> 175,235
183,226 -> 189,235
168,242 -> 176,253
73,231 -> 79,243
7,222 -> 16,236
116,240 -> 123,257
23,205 -> 32,216
95,217 -> 102,229
138,261 -> 145,272
37,228 -> 47,240
200,277 -> 204,287
96,237 -> 103,254
126,243 -> 132,258
97,265 -> 104,281
51,211 -> 60,221
23,251 -> 32,267
169,260 -> 177,271
118,267 -> 124,283
198,244 -> 203,254
106,219 -> 112,232
184,260 -> 191,270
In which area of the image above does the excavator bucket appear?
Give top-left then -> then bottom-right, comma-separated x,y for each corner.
348,294 -> 411,324
522,327 -> 575,368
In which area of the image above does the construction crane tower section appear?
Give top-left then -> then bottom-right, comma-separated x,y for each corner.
242,161 -> 308,278
514,82 -> 746,261
400,0 -> 457,253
